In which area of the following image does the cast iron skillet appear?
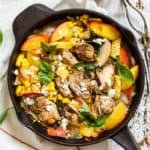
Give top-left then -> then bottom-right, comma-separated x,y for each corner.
7,4 -> 145,150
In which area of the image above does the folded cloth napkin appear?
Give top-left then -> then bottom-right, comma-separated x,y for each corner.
0,0 -> 150,150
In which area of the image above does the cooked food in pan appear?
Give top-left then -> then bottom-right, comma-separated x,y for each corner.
14,15 -> 139,140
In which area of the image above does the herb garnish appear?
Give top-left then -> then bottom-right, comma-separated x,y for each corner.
41,42 -> 56,59
0,107 -> 12,125
38,60 -> 54,85
0,29 -> 3,46
113,59 -> 135,83
79,104 -> 106,128
74,61 -> 96,71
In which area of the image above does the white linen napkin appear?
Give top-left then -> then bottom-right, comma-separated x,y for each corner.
0,0 -> 150,150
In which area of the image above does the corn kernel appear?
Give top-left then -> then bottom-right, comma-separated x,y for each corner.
16,54 -> 24,67
86,98 -> 92,103
62,98 -> 70,104
48,92 -> 57,102
47,81 -> 55,91
16,86 -> 24,96
57,94 -> 63,100
19,77 -> 30,88
74,102 -> 80,108
113,75 -> 121,100
32,84 -> 41,92
21,58 -> 30,68
56,65 -> 69,79
53,60 -> 58,65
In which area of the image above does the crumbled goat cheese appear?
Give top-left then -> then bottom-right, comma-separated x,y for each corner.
41,86 -> 49,96
24,97 -> 34,105
61,118 -> 68,130
93,38 -> 106,45
105,78 -> 112,87
58,54 -> 63,61
108,89 -> 116,97
46,105 -> 53,111
13,69 -> 18,75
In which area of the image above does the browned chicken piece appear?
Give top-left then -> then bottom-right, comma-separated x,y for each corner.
92,95 -> 115,117
65,112 -> 79,127
68,71 -> 91,99
31,96 -> 60,124
68,104 -> 79,114
71,43 -> 96,62
55,77 -> 74,98
100,95 -> 115,114
91,96 -> 102,117
96,63 -> 115,90
71,113 -> 79,126
62,51 -> 78,66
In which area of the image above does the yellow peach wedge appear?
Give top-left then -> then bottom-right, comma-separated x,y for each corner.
88,20 -> 120,40
105,102 -> 127,130
21,34 -> 49,51
50,21 -> 75,42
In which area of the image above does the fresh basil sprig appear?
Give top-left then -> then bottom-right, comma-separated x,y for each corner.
79,104 -> 106,128
0,29 -> 3,46
113,60 -> 135,83
41,42 -> 56,59
38,60 -> 54,85
0,107 -> 12,125
74,61 -> 96,71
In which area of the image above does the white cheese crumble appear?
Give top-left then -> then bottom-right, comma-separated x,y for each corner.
41,86 -> 49,96
61,79 -> 71,94
93,38 -> 106,45
13,69 -> 18,75
108,89 -> 116,97
24,97 -> 34,105
58,54 -> 63,61
61,118 -> 68,130
105,78 -> 112,87
46,105 -> 53,111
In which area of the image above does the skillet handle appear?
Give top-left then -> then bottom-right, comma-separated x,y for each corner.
13,4 -> 55,41
112,126 -> 141,150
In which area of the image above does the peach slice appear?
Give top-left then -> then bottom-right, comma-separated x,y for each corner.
21,34 -> 49,51
105,102 -> 127,130
88,20 -> 120,40
50,21 -> 74,42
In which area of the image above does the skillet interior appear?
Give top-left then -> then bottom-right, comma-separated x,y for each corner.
7,8 -> 145,146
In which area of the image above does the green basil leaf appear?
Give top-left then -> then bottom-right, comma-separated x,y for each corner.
94,115 -> 106,127
116,61 -> 135,83
49,49 -> 55,59
80,104 -> 90,113
74,62 -> 96,71
79,113 -> 87,121
0,29 -> 3,46
74,61 -> 85,69
38,60 -> 54,84
41,42 -> 50,52
39,60 -> 52,73
0,108 -> 11,125
38,72 -> 52,84
86,64 -> 96,71
41,42 -> 56,59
